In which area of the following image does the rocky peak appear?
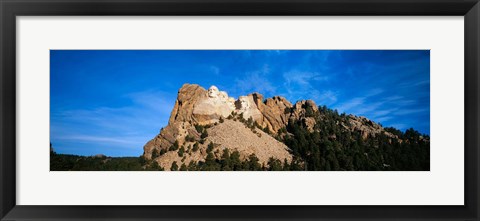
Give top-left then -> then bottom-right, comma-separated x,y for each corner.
143,84 -> 301,160
257,96 -> 293,133
143,84 -> 393,163
250,92 -> 264,106
169,84 -> 305,129
288,100 -> 319,132
291,100 -> 318,117
168,83 -> 207,125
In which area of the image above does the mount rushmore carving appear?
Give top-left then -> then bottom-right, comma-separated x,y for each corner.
190,85 -> 264,126
143,84 -> 301,169
142,83 -> 405,170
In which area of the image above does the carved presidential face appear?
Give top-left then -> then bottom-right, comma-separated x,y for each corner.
239,96 -> 250,110
219,91 -> 228,100
227,97 -> 236,109
207,86 -> 220,98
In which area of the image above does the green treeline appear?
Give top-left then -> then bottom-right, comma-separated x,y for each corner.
50,152 -> 145,171
281,105 -> 429,171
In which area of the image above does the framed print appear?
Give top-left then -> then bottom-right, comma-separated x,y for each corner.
1,0 -> 479,220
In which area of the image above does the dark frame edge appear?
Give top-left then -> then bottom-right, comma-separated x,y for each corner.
1,0 -> 479,221
465,2 -> 480,221
0,0 -> 17,220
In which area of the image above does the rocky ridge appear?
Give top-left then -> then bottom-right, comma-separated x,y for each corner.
143,83 -> 398,170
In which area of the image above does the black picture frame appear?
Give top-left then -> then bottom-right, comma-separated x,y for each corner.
1,0 -> 479,220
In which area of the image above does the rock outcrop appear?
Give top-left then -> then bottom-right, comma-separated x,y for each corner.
207,120 -> 292,164
192,85 -> 236,125
345,115 -> 397,139
168,84 -> 206,124
253,94 -> 293,134
143,83 -> 399,169
168,84 -> 235,126
290,100 -> 319,132
143,84 -> 303,163
154,119 -> 292,170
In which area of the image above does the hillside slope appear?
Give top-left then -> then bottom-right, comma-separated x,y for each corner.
142,84 -> 429,171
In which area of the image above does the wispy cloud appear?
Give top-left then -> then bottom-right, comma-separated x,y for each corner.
332,85 -> 428,132
282,70 -> 336,105
334,97 -> 366,113
395,108 -> 429,115
314,90 -> 338,104
51,89 -> 175,156
333,88 -> 384,113
283,71 -> 329,86
375,116 -> 393,123
126,90 -> 175,115
56,135 -> 145,146
234,64 -> 276,96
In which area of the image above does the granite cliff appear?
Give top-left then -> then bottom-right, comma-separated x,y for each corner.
143,83 -> 407,171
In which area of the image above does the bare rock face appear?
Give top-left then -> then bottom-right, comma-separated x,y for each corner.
168,84 -> 235,126
153,119 -> 293,170
143,121 -> 199,160
256,96 -> 293,133
168,84 -> 207,125
207,120 -> 292,165
144,84 -> 323,160
236,95 -> 263,122
193,86 -> 236,125
144,84 -> 250,160
346,115 -> 396,140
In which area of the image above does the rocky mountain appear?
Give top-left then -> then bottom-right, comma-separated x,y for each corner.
142,84 -> 429,171
143,84 -> 295,170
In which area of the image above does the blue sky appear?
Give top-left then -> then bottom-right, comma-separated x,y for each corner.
51,50 -> 430,157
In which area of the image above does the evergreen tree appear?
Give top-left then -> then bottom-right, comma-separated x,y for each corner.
180,163 -> 188,171
207,142 -> 214,152
192,142 -> 199,152
178,146 -> 185,157
246,154 -> 262,170
267,157 -> 283,171
201,130 -> 208,139
171,161 -> 179,171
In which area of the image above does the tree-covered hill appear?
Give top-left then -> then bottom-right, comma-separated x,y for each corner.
281,105 -> 429,171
